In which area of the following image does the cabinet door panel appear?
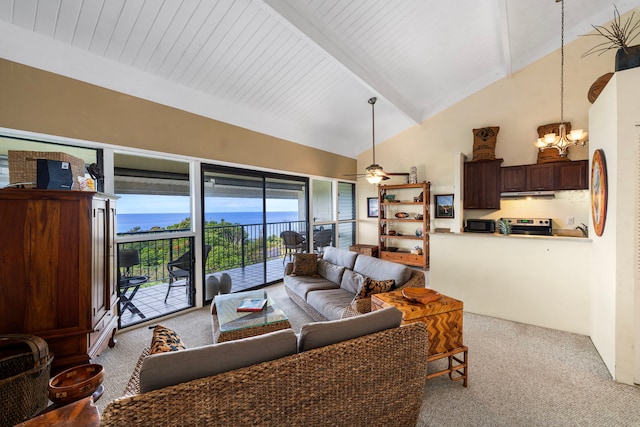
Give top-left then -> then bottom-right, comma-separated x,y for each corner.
501,166 -> 527,192
527,164 -> 554,190
554,160 -> 588,189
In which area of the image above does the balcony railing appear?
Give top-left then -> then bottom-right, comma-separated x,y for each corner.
117,220 -> 308,281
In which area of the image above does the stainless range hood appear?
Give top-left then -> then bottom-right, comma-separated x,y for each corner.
500,190 -> 555,199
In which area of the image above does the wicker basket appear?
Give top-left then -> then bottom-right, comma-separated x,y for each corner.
0,334 -> 53,427
8,150 -> 85,190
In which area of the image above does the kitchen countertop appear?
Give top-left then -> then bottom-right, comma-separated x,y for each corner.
430,231 -> 591,242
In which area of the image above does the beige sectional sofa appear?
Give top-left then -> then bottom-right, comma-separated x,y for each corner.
284,246 -> 425,321
100,308 -> 429,426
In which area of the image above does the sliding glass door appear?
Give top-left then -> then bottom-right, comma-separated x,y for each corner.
202,165 -> 308,300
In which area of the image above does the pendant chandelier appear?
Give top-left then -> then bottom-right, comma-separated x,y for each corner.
534,0 -> 588,156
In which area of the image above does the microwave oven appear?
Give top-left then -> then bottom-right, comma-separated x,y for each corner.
464,219 -> 496,233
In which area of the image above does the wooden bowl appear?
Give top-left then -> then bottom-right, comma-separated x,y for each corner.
48,364 -> 104,406
402,288 -> 441,304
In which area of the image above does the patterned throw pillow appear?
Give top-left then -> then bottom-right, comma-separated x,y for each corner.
354,278 -> 395,300
149,325 -> 186,355
292,253 -> 319,276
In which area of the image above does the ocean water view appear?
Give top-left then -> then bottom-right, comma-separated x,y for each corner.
117,211 -> 300,233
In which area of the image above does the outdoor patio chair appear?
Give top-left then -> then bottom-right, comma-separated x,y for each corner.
118,248 -> 148,319
165,245 -> 212,302
280,231 -> 306,264
313,229 -> 333,254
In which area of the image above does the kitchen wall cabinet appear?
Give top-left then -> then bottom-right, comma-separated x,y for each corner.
527,164 -> 555,190
463,160 -> 502,209
554,160 -> 588,190
501,165 -> 527,192
378,182 -> 430,270
0,189 -> 118,374
500,160 -> 588,192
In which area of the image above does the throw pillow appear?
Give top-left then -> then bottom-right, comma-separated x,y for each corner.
354,278 -> 395,300
292,253 -> 319,276
149,325 -> 186,355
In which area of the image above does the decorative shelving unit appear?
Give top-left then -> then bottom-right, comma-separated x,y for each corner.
378,181 -> 430,270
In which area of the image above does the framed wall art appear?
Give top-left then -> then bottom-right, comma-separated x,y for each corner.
435,194 -> 454,218
590,149 -> 608,236
367,197 -> 379,218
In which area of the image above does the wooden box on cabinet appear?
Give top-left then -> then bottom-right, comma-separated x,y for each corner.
0,189 -> 118,374
378,181 -> 430,270
463,159 -> 502,209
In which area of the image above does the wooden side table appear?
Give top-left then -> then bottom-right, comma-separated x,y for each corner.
16,397 -> 100,426
349,244 -> 379,257
371,290 -> 468,386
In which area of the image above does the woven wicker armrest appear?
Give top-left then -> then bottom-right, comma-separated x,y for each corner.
341,297 -> 372,318
122,347 -> 150,397
397,269 -> 425,290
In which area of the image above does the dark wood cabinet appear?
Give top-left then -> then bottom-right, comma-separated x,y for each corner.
0,190 -> 118,373
554,160 -> 588,190
464,160 -> 502,209
500,160 -> 588,192
527,164 -> 555,190
501,166 -> 527,192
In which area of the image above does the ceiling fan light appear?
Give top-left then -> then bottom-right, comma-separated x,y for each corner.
366,174 -> 383,184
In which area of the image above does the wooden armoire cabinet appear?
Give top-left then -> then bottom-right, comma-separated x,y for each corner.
0,189 -> 118,373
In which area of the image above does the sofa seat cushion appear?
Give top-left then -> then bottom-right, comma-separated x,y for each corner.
305,288 -> 356,321
297,306 -> 403,352
284,275 -> 340,300
353,255 -> 411,287
139,329 -> 297,393
322,247 -> 358,270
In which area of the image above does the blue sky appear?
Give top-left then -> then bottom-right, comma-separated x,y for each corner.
117,194 -> 297,214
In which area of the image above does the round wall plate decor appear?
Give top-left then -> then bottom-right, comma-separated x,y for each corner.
590,149 -> 608,236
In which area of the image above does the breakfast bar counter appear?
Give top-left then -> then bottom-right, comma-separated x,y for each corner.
429,231 -> 591,335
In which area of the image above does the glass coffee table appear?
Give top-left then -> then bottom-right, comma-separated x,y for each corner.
211,289 -> 291,343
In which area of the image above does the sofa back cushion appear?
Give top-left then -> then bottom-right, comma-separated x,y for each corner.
339,269 -> 366,294
297,306 -> 403,352
139,329 -> 297,393
322,247 -> 358,270
353,255 -> 412,287
317,259 -> 346,284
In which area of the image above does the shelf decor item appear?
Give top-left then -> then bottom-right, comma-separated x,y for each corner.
497,219 -> 512,235
581,6 -> 640,71
435,194 -> 454,219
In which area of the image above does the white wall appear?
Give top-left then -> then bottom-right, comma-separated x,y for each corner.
589,68 -> 640,384
430,233 -> 591,335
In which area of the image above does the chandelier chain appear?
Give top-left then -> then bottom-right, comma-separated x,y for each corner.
560,0 -> 565,124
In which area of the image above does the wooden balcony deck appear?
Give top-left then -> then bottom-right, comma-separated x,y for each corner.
119,257 -> 289,328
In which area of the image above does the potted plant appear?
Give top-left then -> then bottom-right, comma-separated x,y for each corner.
582,6 -> 640,71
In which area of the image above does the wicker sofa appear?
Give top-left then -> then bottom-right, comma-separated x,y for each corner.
100,309 -> 429,427
284,247 -> 425,321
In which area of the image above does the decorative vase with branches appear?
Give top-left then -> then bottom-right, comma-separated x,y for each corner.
581,6 -> 640,71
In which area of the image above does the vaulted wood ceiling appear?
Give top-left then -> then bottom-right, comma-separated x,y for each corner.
0,0 -> 637,158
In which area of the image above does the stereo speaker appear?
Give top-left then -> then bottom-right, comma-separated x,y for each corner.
36,159 -> 73,190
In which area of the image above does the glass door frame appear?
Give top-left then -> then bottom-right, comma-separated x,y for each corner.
201,163 -> 309,302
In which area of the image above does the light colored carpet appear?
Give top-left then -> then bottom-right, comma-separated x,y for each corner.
94,282 -> 640,426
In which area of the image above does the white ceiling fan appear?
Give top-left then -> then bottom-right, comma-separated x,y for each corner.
346,97 -> 403,184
